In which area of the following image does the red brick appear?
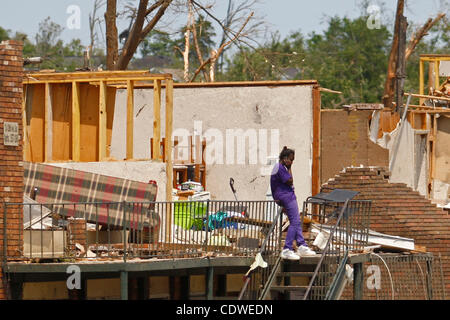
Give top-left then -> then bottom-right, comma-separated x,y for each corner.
0,40 -> 23,301
323,165 -> 450,298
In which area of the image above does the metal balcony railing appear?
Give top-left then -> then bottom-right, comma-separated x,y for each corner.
302,198 -> 372,300
3,200 -> 280,262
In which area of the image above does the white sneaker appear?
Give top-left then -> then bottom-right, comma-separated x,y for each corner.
280,249 -> 300,260
297,246 -> 317,256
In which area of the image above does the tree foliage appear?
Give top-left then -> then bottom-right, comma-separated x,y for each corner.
1,2 -> 448,105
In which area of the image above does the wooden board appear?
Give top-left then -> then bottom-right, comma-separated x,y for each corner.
27,84 -> 45,162
79,83 -> 99,162
51,83 -> 72,161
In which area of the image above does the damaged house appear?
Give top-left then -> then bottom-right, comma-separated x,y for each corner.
0,40 -> 449,300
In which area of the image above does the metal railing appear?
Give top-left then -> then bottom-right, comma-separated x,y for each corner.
361,253 -> 447,300
237,206 -> 284,300
302,199 -> 372,300
4,200 -> 279,262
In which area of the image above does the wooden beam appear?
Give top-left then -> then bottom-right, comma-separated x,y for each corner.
126,80 -> 134,159
44,83 -> 52,162
110,79 -> 319,90
435,60 -> 440,91
165,79 -> 174,242
152,79 -> 162,161
24,76 -> 169,85
22,85 -> 32,161
312,86 -> 321,194
71,81 -> 81,161
405,92 -> 450,102
25,70 -> 169,80
99,81 -> 107,161
419,59 -> 425,105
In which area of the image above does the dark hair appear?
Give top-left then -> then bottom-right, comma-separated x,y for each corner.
279,146 -> 295,161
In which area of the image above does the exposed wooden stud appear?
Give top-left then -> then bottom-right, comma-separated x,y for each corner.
152,79 -> 162,161
419,59 -> 424,105
71,81 -> 81,161
22,84 -> 32,161
194,135 -> 201,182
99,81 -> 107,161
165,79 -> 174,241
434,60 -> 440,92
44,83 -> 52,162
312,86 -> 321,195
126,80 -> 134,159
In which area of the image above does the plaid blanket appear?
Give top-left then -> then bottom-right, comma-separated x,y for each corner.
24,162 -> 159,229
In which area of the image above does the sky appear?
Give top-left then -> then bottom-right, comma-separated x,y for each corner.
0,0 -> 446,48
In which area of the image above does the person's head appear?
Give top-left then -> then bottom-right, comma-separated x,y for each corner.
279,146 -> 295,167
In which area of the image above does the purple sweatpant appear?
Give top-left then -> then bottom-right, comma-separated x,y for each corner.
279,195 -> 306,250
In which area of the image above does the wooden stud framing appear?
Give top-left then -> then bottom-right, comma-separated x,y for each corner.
23,72 -> 174,165
152,80 -> 162,161
71,81 -> 81,161
22,85 -> 32,161
419,59 -> 424,105
99,81 -> 107,161
165,79 -> 174,240
126,80 -> 134,159
44,82 -> 51,162
312,86 -> 321,196
434,60 -> 440,91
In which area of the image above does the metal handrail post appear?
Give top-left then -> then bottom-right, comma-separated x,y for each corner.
303,199 -> 350,300
123,201 -> 127,263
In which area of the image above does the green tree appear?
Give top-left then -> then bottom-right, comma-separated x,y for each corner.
225,15 -> 391,108
224,31 -> 306,81
0,27 -> 10,41
303,16 -> 391,108
32,17 -> 85,71
140,30 -> 175,58
12,32 -> 36,57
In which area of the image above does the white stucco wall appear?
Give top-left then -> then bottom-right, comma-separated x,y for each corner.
48,161 -> 167,201
111,84 -> 315,202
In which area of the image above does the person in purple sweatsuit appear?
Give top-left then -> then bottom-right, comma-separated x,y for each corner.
270,146 -> 316,260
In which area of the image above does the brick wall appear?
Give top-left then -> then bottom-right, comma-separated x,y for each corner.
67,218 -> 87,257
322,166 -> 450,298
0,40 -> 24,300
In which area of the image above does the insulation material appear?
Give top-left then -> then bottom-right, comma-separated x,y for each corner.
376,119 -> 428,196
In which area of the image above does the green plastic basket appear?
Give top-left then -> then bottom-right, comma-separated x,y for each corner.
174,202 -> 207,229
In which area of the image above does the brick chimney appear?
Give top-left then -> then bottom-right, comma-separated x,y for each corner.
0,40 -> 24,300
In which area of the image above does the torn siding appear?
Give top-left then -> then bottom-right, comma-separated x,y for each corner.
375,118 -> 429,197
